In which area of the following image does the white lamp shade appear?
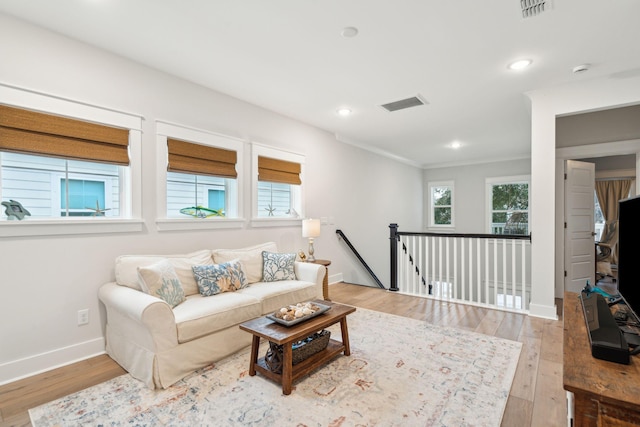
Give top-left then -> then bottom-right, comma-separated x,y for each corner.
302,218 -> 321,238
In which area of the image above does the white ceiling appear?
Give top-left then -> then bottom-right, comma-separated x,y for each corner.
1,0 -> 640,168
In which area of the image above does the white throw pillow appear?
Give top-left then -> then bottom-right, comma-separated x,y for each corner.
137,259 -> 186,308
212,242 -> 278,283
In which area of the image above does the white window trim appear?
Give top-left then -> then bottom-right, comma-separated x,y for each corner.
0,83 -> 144,237
428,180 -> 455,229
485,174 -> 531,234
251,142 -> 305,228
155,120 -> 245,231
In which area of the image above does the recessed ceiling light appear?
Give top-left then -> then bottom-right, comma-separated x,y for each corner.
572,63 -> 590,74
341,27 -> 358,38
336,108 -> 352,117
450,141 -> 462,149
508,59 -> 532,70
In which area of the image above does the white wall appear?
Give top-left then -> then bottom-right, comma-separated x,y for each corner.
423,159 -> 531,233
0,14 -> 423,384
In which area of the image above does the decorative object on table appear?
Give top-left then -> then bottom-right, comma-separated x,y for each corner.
267,301 -> 331,326
297,249 -> 307,262
264,330 -> 331,373
302,218 -> 321,262
179,206 -> 224,218
1,199 -> 30,220
85,200 -> 111,217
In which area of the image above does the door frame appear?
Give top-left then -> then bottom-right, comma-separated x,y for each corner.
555,139 -> 640,299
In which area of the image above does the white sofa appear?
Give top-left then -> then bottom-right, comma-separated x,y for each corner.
98,242 -> 325,389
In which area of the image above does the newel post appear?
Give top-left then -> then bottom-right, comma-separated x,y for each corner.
389,223 -> 399,292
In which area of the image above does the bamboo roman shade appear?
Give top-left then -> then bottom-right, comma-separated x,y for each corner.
258,155 -> 301,185
0,104 -> 130,165
167,138 -> 237,178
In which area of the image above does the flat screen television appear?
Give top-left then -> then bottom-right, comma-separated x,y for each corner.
617,194 -> 640,319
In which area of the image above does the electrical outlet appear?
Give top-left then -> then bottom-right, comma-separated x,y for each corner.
77,309 -> 89,326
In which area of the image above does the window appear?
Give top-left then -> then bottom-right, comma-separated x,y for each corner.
486,175 -> 530,235
156,121 -> 243,229
252,144 -> 304,225
0,103 -> 137,223
428,181 -> 454,228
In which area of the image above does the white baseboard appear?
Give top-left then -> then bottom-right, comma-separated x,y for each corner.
328,272 -> 343,285
0,337 -> 105,386
528,302 -> 559,320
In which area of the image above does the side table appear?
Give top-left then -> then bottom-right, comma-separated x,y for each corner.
308,259 -> 331,300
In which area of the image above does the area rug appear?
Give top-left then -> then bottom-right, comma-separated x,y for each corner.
29,307 -> 521,426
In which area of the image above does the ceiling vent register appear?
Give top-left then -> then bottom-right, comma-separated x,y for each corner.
380,95 -> 428,112
521,0 -> 547,18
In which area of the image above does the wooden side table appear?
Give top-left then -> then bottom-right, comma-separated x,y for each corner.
308,259 -> 331,301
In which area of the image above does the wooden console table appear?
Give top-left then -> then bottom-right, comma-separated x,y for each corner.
563,291 -> 640,426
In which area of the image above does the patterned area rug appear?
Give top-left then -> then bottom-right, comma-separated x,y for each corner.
30,307 -> 521,426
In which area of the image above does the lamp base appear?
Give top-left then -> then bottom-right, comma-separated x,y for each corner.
307,238 -> 316,262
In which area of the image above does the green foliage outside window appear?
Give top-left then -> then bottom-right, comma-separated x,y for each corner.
492,183 -> 529,235
432,186 -> 452,225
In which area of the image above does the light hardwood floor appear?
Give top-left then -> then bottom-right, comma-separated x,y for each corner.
0,282 -> 566,427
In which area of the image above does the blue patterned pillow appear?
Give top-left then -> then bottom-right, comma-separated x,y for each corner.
192,259 -> 248,296
262,251 -> 296,282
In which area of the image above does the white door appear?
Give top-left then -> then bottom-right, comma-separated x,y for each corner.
564,160 -> 596,293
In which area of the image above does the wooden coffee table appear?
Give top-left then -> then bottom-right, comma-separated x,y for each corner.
239,300 -> 356,395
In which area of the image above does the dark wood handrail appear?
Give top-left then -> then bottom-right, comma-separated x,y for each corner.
395,231 -> 532,241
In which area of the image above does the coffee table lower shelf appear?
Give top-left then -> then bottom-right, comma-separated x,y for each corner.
252,339 -> 345,388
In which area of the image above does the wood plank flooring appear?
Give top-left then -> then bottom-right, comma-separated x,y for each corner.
0,282 -> 565,427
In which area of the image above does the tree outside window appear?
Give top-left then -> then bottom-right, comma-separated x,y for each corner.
429,181 -> 454,227
487,177 -> 529,235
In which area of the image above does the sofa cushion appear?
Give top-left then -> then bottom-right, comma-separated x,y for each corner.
115,250 -> 212,295
192,260 -> 248,296
137,260 -> 186,308
262,251 -> 296,282
237,280 -> 319,314
212,242 -> 277,284
173,292 -> 262,343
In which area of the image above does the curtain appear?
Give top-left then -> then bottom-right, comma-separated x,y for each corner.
595,179 -> 633,264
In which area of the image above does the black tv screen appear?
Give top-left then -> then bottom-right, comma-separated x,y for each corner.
618,195 -> 640,318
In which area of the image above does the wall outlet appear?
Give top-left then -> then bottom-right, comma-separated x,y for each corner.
77,309 -> 89,326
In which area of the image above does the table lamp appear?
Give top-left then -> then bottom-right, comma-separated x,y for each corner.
302,218 -> 321,262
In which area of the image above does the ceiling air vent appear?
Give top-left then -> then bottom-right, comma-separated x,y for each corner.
521,0 -> 548,18
380,95 -> 428,112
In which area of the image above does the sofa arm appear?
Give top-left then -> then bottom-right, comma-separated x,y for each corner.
294,262 -> 325,299
98,282 -> 178,352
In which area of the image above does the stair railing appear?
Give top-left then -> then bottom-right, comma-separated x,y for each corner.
335,229 -> 386,289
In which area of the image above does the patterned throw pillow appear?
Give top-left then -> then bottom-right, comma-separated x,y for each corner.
137,259 -> 186,308
262,251 -> 296,282
192,259 -> 248,296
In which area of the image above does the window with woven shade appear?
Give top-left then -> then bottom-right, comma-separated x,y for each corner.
252,144 -> 304,220
0,104 -> 131,218
160,123 -> 242,220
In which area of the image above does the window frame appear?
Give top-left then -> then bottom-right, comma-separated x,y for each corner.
0,83 -> 143,237
485,175 -> 531,235
155,121 -> 245,231
428,180 -> 455,229
251,142 -> 305,227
